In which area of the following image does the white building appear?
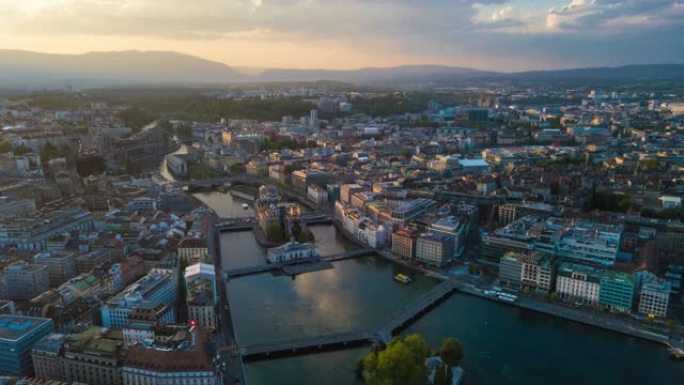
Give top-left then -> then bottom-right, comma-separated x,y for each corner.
266,241 -> 319,263
556,262 -> 601,305
356,217 -> 389,249
308,185 -> 328,207
638,279 -> 671,318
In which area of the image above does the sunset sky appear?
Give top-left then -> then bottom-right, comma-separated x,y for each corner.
0,0 -> 682,71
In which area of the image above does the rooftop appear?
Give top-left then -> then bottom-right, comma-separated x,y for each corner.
0,315 -> 53,342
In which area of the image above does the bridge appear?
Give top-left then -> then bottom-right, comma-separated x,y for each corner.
233,278 -> 461,360
216,217 -> 256,232
377,278 -> 460,343
240,331 -> 377,360
222,248 -> 375,279
216,214 -> 331,233
171,175 -> 259,189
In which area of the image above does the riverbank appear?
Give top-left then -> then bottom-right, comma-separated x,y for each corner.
331,217 -> 678,353
458,284 -> 673,346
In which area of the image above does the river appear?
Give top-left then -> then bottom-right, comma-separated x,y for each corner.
163,158 -> 684,385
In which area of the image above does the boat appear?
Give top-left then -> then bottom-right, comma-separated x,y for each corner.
242,203 -> 249,209
394,273 -> 413,284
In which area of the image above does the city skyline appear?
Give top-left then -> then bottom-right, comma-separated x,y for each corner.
0,0 -> 683,71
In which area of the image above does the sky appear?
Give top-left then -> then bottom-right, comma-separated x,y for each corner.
0,0 -> 682,72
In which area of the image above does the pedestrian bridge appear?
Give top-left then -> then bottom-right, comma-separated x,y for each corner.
222,248 -> 375,279
238,278 -> 461,360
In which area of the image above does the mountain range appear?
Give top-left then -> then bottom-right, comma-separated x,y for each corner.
0,49 -> 683,89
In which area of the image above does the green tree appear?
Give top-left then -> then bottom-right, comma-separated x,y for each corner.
549,292 -> 558,302
401,149 -> 413,159
361,335 -> 433,385
0,141 -> 12,153
265,222 -> 286,243
438,337 -> 464,368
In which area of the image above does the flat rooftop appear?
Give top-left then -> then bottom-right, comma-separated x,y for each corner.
0,315 -> 52,342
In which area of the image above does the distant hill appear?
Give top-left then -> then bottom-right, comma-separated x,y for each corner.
511,64 -> 684,80
0,50 -> 242,88
257,65 -> 497,84
0,49 -> 682,89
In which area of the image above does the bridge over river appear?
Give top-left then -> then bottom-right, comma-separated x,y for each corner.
237,278 -> 461,360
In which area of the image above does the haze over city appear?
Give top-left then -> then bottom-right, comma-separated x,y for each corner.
1,0 -> 683,71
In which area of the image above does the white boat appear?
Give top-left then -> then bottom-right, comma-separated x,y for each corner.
242,203 -> 249,209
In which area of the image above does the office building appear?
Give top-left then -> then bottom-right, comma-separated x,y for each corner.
61,327 -> 126,385
177,237 -> 208,264
638,279 -> 671,318
122,326 -> 215,385
101,269 -> 177,329
392,228 -> 418,259
0,315 -> 54,376
556,262 -> 602,305
31,333 -> 66,381
521,252 -> 554,292
33,251 -> 77,287
498,252 -> 523,290
291,169 -> 328,195
598,271 -> 636,313
185,263 -> 217,331
0,208 -> 93,250
4,263 -> 50,301
416,233 -> 454,266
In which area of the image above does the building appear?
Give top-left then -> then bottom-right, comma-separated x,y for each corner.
0,315 -> 54,377
556,262 -> 602,305
431,216 -> 465,258
598,271 -> 636,313
521,252 -> 554,292
498,252 -> 523,290
554,219 -> 622,266
177,237 -> 208,264
457,158 -> 490,174
390,199 -> 436,227
307,184 -> 328,207
340,184 -> 365,204
61,327 -> 126,385
415,233 -> 454,266
165,154 -> 187,176
31,333 -> 66,381
122,326 -> 215,385
185,263 -> 217,331
291,169 -> 328,195
266,240 -> 319,263
0,208 -> 93,250
4,263 -> 50,301
638,279 -> 671,318
101,268 -> 177,329
480,216 -> 540,264
392,228 -> 418,259
33,251 -> 77,287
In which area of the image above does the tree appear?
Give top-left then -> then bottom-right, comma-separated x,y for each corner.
265,222 -> 286,243
401,149 -> 413,159
0,141 -> 12,153
438,337 -> 464,368
549,291 -> 558,302
361,335 -> 432,385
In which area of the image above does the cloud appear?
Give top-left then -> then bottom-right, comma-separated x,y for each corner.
0,0 -> 681,70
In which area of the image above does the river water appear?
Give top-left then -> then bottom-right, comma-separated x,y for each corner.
195,189 -> 684,385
